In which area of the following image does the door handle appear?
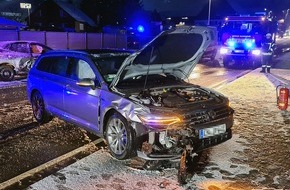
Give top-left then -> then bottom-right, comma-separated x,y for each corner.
65,85 -> 77,95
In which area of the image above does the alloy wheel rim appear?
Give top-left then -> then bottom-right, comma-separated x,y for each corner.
2,70 -> 12,78
32,94 -> 43,120
106,118 -> 128,155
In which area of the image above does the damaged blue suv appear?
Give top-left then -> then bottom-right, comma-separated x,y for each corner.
27,26 -> 234,161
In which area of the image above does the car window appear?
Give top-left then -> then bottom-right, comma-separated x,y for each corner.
31,43 -> 52,54
9,42 -> 30,53
50,57 -> 70,76
93,55 -> 128,83
36,56 -> 69,77
67,58 -> 96,80
31,44 -> 44,54
36,57 -> 53,72
77,60 -> 95,79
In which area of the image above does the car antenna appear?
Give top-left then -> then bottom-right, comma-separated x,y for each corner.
143,46 -> 154,91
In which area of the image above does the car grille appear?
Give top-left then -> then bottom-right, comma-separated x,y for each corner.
183,106 -> 233,126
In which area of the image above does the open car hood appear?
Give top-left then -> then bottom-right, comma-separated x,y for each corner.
111,26 -> 215,87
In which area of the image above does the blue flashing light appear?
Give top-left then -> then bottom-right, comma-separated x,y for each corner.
245,41 -> 253,48
137,25 -> 145,33
227,39 -> 236,47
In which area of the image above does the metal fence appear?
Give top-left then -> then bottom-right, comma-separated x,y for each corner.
0,30 -> 127,50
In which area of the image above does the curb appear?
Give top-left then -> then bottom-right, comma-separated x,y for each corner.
211,69 -> 253,89
0,138 -> 103,190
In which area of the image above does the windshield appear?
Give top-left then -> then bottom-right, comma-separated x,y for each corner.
222,21 -> 264,35
91,53 -> 130,84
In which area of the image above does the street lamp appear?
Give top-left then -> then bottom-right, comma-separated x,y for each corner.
207,0 -> 212,25
20,3 -> 31,26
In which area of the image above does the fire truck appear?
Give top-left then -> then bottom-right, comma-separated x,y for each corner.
219,15 -> 277,68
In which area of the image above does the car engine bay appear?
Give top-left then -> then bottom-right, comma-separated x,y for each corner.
136,86 -> 220,108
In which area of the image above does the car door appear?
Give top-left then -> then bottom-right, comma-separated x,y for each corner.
63,57 -> 101,132
7,42 -> 31,70
36,56 -> 69,115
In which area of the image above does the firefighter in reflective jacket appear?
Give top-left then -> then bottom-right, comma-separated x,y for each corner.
260,33 -> 274,73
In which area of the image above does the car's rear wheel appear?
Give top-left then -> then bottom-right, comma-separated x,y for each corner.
0,65 -> 15,81
31,91 -> 52,124
105,113 -> 136,160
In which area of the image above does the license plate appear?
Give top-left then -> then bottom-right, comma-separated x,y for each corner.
261,52 -> 272,55
199,124 -> 226,139
234,50 -> 244,53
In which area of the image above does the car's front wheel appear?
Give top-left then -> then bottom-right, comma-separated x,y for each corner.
105,113 -> 136,160
251,60 -> 262,69
0,65 -> 15,81
223,57 -> 235,69
31,91 -> 52,124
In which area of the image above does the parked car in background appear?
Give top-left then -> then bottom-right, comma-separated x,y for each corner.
0,41 -> 52,81
27,26 -> 234,162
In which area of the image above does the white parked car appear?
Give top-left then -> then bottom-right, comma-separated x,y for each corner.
0,41 -> 52,81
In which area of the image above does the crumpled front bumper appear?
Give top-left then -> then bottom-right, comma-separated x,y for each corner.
137,128 -> 232,161
136,114 -> 234,161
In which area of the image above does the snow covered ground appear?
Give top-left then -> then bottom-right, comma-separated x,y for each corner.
27,68 -> 290,190
0,78 -> 26,89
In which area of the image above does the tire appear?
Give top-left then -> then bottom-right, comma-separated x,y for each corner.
31,91 -> 52,124
211,59 -> 221,67
0,65 -> 15,81
223,58 -> 231,68
210,49 -> 217,61
223,56 -> 239,69
105,112 -> 136,160
251,60 -> 262,69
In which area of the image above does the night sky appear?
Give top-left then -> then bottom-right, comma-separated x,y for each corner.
143,0 -> 207,17
143,0 -> 290,17
1,0 -> 290,20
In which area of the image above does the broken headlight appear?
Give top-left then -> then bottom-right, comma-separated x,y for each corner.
137,114 -> 181,128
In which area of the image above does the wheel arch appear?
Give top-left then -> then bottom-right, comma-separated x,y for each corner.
30,89 -> 52,124
102,108 -> 138,159
102,108 -> 127,136
0,63 -> 15,71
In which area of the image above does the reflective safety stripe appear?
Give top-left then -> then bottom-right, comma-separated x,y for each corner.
261,52 -> 272,55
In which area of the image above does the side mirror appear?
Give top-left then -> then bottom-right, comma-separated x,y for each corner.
76,78 -> 96,90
